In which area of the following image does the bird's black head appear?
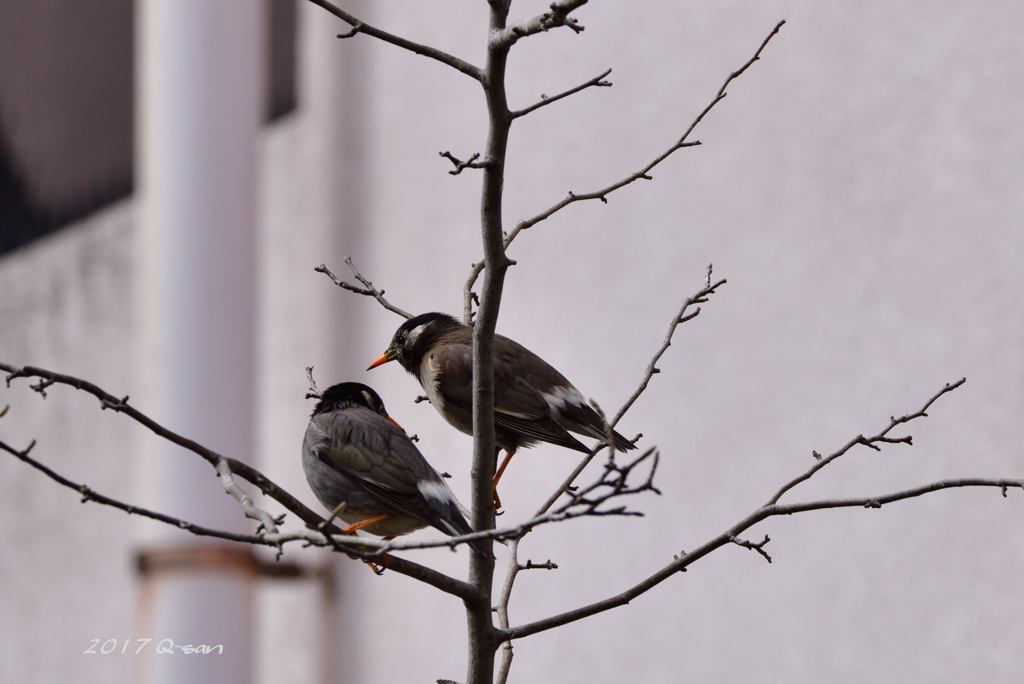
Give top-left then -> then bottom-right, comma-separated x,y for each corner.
367,312 -> 462,373
312,382 -> 388,417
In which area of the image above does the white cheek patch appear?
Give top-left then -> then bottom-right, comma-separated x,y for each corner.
405,324 -> 428,347
418,480 -> 452,505
542,385 -> 586,412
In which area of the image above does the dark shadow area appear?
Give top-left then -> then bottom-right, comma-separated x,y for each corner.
0,0 -> 297,257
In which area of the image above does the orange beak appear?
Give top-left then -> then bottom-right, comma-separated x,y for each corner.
386,415 -> 404,432
367,348 -> 397,370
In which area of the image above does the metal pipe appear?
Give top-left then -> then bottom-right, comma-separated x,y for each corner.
136,1 -> 264,682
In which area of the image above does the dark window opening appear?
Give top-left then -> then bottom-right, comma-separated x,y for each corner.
0,0 -> 297,257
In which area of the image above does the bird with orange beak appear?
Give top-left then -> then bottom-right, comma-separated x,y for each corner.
368,313 -> 635,506
302,381 -> 490,557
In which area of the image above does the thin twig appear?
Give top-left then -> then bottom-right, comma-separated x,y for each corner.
440,150 -> 490,175
534,268 -> 726,517
520,559 -> 558,571
510,68 -> 613,119
613,272 -> 727,426
492,0 -> 590,47
216,457 -> 281,536
315,258 -> 412,319
339,447 -> 657,551
495,538 -> 520,684
0,437 -> 277,547
305,366 -> 322,400
495,541 -> 559,684
729,534 -> 772,564
463,20 -> 785,319
304,0 -> 483,81
336,22 -> 361,39
766,378 -> 967,506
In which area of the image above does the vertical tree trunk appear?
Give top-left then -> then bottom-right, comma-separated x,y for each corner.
466,2 -> 513,682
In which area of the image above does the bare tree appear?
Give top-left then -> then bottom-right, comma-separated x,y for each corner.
1,3 -> 1021,683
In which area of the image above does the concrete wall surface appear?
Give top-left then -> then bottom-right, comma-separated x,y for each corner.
1,2 -> 1021,683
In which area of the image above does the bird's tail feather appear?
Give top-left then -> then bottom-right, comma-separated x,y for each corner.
436,506 -> 494,558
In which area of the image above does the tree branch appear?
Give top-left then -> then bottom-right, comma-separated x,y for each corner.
504,476 -> 1022,641
534,266 -> 726,517
494,550 -> 558,684
315,258 -> 412,319
0,429 -> 493,595
0,435 -> 284,550
0,417 -> 480,556
463,20 -> 785,318
510,68 -> 612,119
766,377 -> 966,506
612,265 -> 725,428
499,379 -> 1021,641
303,0 -> 483,82
0,363 -> 477,601
215,457 -> 281,535
729,534 -> 772,564
491,0 -> 590,48
495,537 -> 522,684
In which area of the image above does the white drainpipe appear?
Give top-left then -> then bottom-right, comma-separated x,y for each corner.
135,1 -> 264,682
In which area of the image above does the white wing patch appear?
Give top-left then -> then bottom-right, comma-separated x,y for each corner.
418,479 -> 453,505
542,385 -> 586,412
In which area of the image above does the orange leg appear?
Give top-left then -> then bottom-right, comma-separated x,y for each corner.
340,521 -> 392,574
377,536 -> 395,572
491,448 -> 517,509
361,536 -> 396,575
342,513 -> 390,535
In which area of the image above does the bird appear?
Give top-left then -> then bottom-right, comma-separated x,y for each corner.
302,381 -> 490,557
367,312 -> 636,502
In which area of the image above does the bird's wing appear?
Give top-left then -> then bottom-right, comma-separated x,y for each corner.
428,337 -> 589,451
308,409 -> 474,536
495,334 -> 636,450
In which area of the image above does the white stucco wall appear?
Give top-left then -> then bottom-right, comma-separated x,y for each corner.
1,2 -> 1021,683
321,1 -> 1024,682
0,204 -> 138,684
